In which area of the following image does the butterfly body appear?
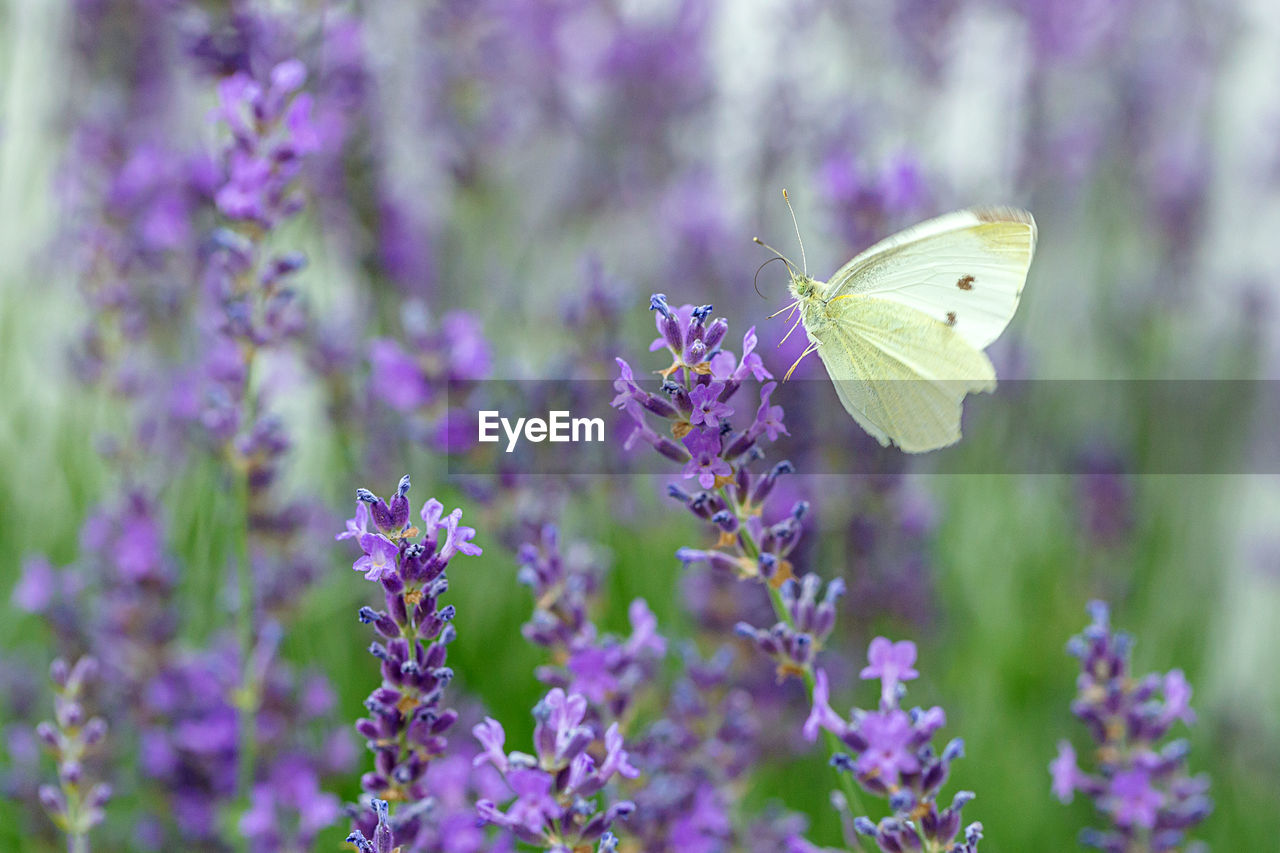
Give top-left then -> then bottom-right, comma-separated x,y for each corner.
770,206 -> 1036,453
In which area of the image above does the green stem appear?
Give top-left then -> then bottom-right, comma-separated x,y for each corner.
766,565 -> 872,850
231,273 -> 260,851
233,463 -> 255,853
721,487 -> 870,852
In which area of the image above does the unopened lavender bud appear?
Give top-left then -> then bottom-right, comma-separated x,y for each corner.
750,459 -> 794,504
35,722 -> 59,749
666,383 -> 692,415
430,708 -> 458,734
649,293 -> 673,318
83,717 -> 108,746
57,701 -> 85,729
388,475 -> 412,529
49,658 -> 70,688
710,510 -> 738,533
38,785 -> 66,816
703,317 -> 728,349
605,800 -> 635,823
59,761 -> 83,786
87,782 -> 111,808
889,789 -> 915,812
562,728 -> 593,762
641,393 -> 679,418
366,494 -> 396,533
380,570 -> 405,596
758,552 -> 778,580
648,298 -> 685,358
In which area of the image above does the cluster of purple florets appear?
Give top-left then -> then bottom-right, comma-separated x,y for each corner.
804,639 -> 982,853
35,658 -> 111,845
735,572 -> 846,680
473,689 -> 638,850
615,295 -> 807,607
517,525 -> 667,717
1049,602 -> 1212,852
340,478 -> 640,852
614,295 -> 784,482
338,475 -> 480,847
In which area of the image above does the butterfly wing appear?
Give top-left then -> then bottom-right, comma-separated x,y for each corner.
811,296 -> 997,453
824,207 -> 1036,350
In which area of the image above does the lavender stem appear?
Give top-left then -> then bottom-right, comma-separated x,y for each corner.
233,456 -> 256,853
725,483 -> 872,850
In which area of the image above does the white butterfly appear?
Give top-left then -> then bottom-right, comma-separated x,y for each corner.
759,193 -> 1037,453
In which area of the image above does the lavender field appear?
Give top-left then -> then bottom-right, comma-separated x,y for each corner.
2,1 -> 1279,852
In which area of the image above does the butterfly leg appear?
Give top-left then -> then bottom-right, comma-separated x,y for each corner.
783,341 -> 821,381
777,314 -> 805,349
767,300 -> 801,321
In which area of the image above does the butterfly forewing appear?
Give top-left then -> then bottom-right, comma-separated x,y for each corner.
824,207 -> 1036,350
813,296 -> 997,453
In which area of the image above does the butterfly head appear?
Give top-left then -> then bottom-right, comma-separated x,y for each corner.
788,272 -> 818,301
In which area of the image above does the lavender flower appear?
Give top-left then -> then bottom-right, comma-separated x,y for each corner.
734,573 -> 846,681
214,59 -> 320,226
368,304 -> 493,452
36,657 -> 111,853
1075,451 -> 1135,548
517,526 -> 666,717
616,293 -> 869,848
804,639 -> 982,853
511,523 -> 797,852
239,757 -> 341,851
617,296 -> 804,601
341,476 -> 482,849
625,643 -> 809,851
1050,602 -> 1212,852
473,688 -> 638,850
348,799 -> 396,853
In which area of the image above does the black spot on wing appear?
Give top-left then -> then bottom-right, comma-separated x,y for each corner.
957,275 -> 974,291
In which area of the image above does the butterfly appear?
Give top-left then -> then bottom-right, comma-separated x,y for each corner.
757,192 -> 1037,453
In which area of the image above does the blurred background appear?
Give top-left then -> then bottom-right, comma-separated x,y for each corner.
2,0 -> 1279,851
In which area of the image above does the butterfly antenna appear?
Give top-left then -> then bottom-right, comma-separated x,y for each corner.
753,256 -> 789,300
752,236 -> 798,273
782,188 -> 807,276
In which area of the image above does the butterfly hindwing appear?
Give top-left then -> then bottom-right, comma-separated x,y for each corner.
811,296 -> 997,453
823,207 -> 1036,350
